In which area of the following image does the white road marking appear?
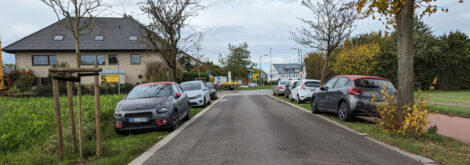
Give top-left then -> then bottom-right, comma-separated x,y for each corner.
267,94 -> 436,165
129,95 -> 227,165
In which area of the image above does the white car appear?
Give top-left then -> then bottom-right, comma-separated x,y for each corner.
180,80 -> 211,107
290,79 -> 321,103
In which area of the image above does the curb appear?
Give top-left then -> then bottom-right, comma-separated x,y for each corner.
267,94 -> 436,165
129,95 -> 227,165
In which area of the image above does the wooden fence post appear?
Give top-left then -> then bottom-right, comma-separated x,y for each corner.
94,68 -> 102,157
66,72 -> 77,152
77,82 -> 83,160
52,76 -> 64,160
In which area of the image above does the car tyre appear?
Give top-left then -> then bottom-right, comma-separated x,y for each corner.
208,97 -> 211,105
185,105 -> 191,120
289,94 -> 294,101
170,111 -> 179,131
296,95 -> 302,104
311,97 -> 320,114
202,98 -> 207,107
338,101 -> 352,121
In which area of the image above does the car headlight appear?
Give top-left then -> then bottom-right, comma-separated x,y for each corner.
195,94 -> 202,98
157,107 -> 168,114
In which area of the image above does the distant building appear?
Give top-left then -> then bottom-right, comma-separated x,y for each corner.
270,63 -> 306,82
3,16 -> 200,85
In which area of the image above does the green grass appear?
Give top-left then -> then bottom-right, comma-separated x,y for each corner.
273,94 -> 470,165
418,90 -> 470,117
0,95 -> 210,165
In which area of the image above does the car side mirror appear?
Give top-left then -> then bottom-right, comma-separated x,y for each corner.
175,92 -> 182,98
320,85 -> 325,90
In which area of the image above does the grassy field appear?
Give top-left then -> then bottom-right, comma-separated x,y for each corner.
419,90 -> 470,117
0,95 -> 205,165
273,94 -> 470,165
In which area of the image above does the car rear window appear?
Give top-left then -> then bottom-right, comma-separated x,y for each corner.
354,79 -> 395,90
126,84 -> 172,99
279,81 -> 288,85
181,82 -> 202,91
304,82 -> 320,87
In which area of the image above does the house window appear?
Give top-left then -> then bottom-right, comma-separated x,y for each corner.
95,35 -> 104,41
131,54 -> 141,64
81,55 -> 105,65
108,55 -> 119,65
53,35 -> 64,41
32,55 -> 57,66
129,36 -> 137,41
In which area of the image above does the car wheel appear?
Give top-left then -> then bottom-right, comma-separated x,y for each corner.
208,97 -> 211,105
338,102 -> 352,121
285,93 -> 289,98
203,98 -> 207,107
185,105 -> 191,120
170,111 -> 179,130
296,95 -> 302,103
289,94 -> 294,101
311,97 -> 320,114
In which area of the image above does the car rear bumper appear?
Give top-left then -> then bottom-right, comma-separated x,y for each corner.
349,99 -> 382,117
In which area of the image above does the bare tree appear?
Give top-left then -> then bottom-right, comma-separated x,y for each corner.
291,0 -> 359,83
41,0 -> 108,159
140,0 -> 204,81
192,32 -> 206,78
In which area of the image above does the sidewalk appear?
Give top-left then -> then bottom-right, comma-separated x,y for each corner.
428,114 -> 470,143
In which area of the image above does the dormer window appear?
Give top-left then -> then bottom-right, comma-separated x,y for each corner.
54,35 -> 64,41
95,35 -> 104,41
129,35 -> 137,41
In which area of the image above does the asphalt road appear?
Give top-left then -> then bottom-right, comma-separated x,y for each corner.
143,90 -> 420,165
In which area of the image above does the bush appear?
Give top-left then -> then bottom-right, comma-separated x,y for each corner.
374,86 -> 430,136
7,87 -> 21,94
6,69 -> 38,90
182,71 -> 209,82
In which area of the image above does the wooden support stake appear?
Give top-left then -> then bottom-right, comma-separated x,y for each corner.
94,70 -> 102,157
77,82 -> 83,160
66,73 -> 77,152
52,77 -> 64,160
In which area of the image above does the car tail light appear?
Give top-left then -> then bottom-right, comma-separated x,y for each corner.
279,86 -> 284,89
157,118 -> 168,125
301,84 -> 306,90
349,88 -> 362,96
114,121 -> 123,129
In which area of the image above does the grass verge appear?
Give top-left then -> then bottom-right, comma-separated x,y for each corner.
419,90 -> 470,117
273,94 -> 470,165
0,95 -> 208,165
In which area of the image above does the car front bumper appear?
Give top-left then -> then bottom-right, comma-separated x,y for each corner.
114,109 -> 172,131
189,97 -> 205,106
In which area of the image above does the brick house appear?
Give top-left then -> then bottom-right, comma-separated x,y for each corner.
3,16 -> 199,85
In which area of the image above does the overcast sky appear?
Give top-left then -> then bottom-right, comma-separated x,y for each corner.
1,0 -> 469,72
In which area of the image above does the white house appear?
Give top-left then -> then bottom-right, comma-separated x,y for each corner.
269,63 -> 306,82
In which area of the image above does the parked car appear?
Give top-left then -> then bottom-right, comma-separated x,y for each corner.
290,79 -> 321,103
310,75 -> 396,121
205,82 -> 218,100
114,82 -> 190,134
181,80 -> 211,107
248,82 -> 258,88
273,80 -> 289,96
285,80 -> 300,98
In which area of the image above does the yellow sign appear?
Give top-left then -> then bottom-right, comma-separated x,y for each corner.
0,39 -> 5,90
252,73 -> 259,80
101,75 -> 119,84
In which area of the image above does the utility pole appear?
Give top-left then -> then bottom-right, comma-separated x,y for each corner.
259,54 -> 268,87
117,55 -> 120,95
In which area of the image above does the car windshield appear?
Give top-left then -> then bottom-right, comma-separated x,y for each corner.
126,84 -> 172,99
279,81 -> 288,85
181,82 -> 202,91
354,79 -> 395,90
304,82 -> 320,87
205,83 -> 214,89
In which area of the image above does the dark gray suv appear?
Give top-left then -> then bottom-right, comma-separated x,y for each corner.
114,82 -> 190,134
310,75 -> 396,121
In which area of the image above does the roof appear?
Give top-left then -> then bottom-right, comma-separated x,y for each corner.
3,17 -> 155,53
335,75 -> 389,81
139,82 -> 175,86
272,63 -> 302,74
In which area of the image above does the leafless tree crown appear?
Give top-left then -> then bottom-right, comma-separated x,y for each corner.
291,0 -> 359,53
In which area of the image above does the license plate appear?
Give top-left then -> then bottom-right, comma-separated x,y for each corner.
129,118 -> 148,123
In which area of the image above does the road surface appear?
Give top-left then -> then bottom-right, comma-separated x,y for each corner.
143,90 -> 420,165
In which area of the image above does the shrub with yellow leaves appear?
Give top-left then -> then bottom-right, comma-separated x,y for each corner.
374,85 -> 431,136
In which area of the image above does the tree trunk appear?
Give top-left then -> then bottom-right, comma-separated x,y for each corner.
320,51 -> 330,83
172,63 -> 178,82
396,0 -> 415,108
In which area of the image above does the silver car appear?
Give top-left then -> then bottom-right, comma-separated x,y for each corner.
290,79 -> 321,103
181,80 -> 211,107
273,80 -> 289,96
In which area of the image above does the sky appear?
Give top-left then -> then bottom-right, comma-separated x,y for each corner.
1,0 -> 469,73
